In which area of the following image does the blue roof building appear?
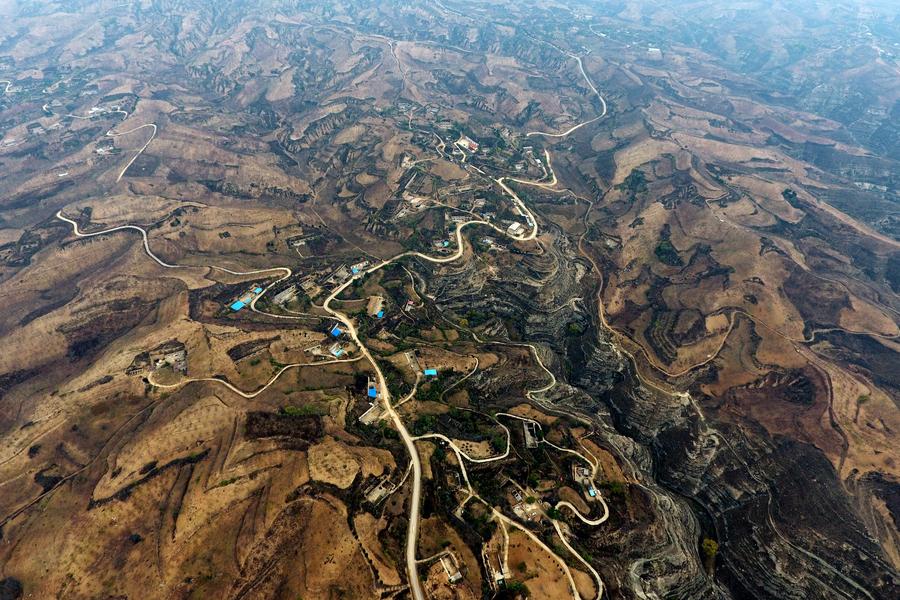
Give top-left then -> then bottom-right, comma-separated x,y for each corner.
376,310 -> 384,319
253,287 -> 263,294
330,325 -> 342,337
368,386 -> 378,398
588,487 -> 597,498
424,368 -> 438,376
230,301 -> 246,311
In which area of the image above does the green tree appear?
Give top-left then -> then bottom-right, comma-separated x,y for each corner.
701,538 -> 719,560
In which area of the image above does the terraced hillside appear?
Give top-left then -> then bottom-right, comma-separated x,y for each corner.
0,1 -> 897,599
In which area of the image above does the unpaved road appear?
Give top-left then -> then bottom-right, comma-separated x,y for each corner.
53,29 -> 611,598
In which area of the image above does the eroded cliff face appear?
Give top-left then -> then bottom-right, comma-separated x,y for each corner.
0,1 -> 897,598
427,205 -> 896,598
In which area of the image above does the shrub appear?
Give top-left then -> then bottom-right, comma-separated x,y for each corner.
281,404 -> 324,417
701,537 -> 719,560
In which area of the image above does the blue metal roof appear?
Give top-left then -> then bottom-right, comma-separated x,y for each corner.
230,301 -> 245,311
253,287 -> 263,294
424,368 -> 438,376
376,310 -> 384,318
368,386 -> 378,398
330,326 -> 342,337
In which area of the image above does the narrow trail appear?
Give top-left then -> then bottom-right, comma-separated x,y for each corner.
394,371 -> 423,408
424,409 -> 607,600
315,172 -> 545,600
108,122 -> 157,182
497,413 -> 610,528
575,190 -> 879,599
49,106 -> 157,182
439,357 -> 478,403
53,207 -> 358,393
55,210 -> 297,321
553,518 -> 606,599
148,356 -> 363,399
383,39 -> 617,594
582,204 -> 896,385
50,29 -> 613,600
525,43 -> 607,138
572,194 -> 738,398
57,163 -> 548,600
529,37 -> 891,405
11,16 -> 879,597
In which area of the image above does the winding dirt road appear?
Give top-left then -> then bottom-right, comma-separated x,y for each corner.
315,175 -> 541,600
51,26 -> 613,598
57,167 -> 544,600
526,47 -> 607,138
148,356 -> 362,398
49,106 -> 157,182
108,122 -> 157,182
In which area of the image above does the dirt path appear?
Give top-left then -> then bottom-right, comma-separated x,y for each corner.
51,29 -> 613,599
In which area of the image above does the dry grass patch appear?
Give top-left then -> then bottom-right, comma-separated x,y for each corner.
308,436 -> 360,488
506,530 -> 573,599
